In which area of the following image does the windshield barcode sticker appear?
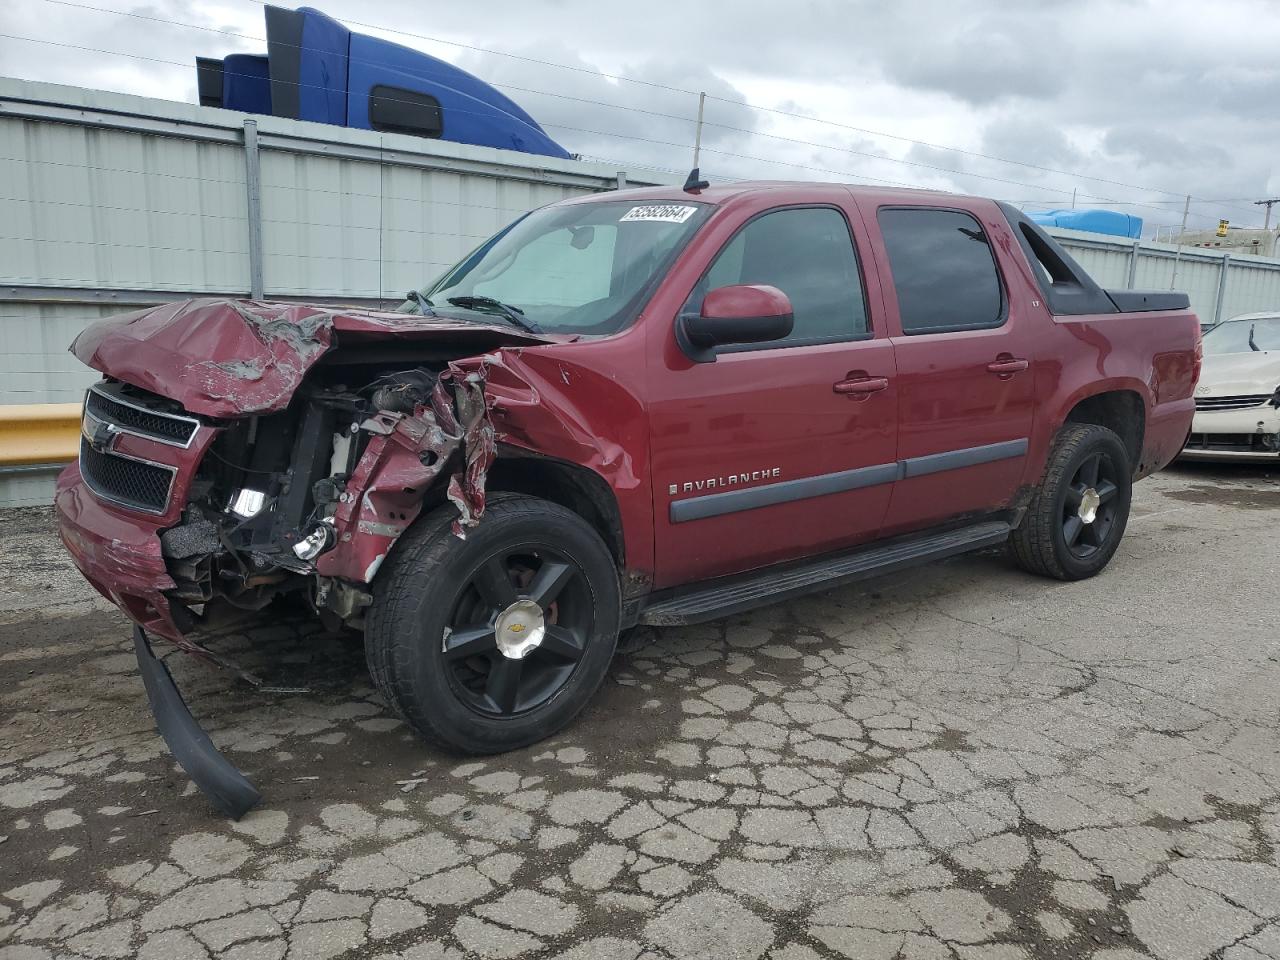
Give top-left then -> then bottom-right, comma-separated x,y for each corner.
620,205 -> 698,224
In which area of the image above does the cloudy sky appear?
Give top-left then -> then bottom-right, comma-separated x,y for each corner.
2,0 -> 1277,235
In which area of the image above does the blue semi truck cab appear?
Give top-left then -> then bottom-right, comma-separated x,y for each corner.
195,5 -> 571,159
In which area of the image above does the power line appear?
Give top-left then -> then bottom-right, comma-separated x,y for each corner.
35,0 -> 1259,215
1256,199 -> 1280,231
699,94 -> 1263,220
0,27 -> 1229,224
537,120 -> 1223,218
21,1 -> 1057,195
1,18 -> 1264,227
0,23 -> 1011,202
223,0 -> 1258,212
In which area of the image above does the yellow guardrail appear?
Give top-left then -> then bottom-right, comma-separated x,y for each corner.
0,403 -> 82,466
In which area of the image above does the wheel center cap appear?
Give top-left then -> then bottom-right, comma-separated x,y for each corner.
494,599 -> 546,660
1078,487 -> 1101,524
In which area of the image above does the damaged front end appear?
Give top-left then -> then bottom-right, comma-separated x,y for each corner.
161,363 -> 494,633
62,298 -> 551,638
57,298 -> 556,815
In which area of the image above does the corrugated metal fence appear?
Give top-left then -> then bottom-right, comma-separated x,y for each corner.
4,78 -> 1280,507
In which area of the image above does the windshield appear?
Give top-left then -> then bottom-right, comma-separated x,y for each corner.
407,200 -> 711,336
1202,316 -> 1280,355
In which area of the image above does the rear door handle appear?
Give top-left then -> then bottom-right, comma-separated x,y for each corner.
987,357 -> 1029,375
833,376 -> 889,395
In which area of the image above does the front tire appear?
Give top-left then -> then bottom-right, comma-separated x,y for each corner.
366,495 -> 620,753
1010,424 -> 1133,581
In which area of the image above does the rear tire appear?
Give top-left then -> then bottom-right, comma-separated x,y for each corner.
1010,424 -> 1133,581
366,495 -> 620,754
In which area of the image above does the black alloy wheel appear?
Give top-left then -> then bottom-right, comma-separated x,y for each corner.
1061,450 -> 1122,558
443,547 -> 592,717
366,494 -> 621,754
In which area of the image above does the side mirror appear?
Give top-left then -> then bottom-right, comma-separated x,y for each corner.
677,284 -> 795,363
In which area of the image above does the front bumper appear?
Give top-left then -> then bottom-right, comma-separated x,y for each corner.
1180,405 -> 1280,462
55,461 -> 187,641
60,468 -> 264,817
1180,447 -> 1280,462
134,626 -> 261,819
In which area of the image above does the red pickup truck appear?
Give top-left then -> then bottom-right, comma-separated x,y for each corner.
57,181 -> 1200,816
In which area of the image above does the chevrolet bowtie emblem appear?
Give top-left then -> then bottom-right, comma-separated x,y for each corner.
509,623 -> 525,633
89,421 -> 118,454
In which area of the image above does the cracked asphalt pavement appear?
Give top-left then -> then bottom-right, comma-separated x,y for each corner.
3,462 -> 1280,960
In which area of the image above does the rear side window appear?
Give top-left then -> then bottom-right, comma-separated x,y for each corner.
878,208 -> 1004,334
369,85 -> 443,138
701,206 -> 869,346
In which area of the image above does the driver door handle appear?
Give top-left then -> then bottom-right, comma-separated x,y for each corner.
987,357 -> 1029,375
833,376 -> 889,395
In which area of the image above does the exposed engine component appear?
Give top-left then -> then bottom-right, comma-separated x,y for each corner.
157,359 -> 490,630
366,367 -> 439,413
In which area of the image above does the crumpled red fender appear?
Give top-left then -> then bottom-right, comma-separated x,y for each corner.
315,365 -> 494,584
317,346 -> 647,588
452,350 -> 641,492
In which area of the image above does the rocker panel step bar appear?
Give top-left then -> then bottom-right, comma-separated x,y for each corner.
639,520 -> 1013,627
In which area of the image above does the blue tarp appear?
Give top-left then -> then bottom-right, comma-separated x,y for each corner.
1027,209 -> 1143,239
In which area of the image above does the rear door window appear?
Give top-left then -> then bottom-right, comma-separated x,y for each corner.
878,208 -> 1005,334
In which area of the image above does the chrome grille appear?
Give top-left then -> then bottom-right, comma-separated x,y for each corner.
1194,394 -> 1272,411
86,384 -> 199,446
78,382 -> 196,514
79,437 -> 176,513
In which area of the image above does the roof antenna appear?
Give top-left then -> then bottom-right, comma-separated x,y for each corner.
683,167 -> 710,193
684,91 -> 709,194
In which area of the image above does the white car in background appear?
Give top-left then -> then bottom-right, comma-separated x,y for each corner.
1182,312 -> 1280,461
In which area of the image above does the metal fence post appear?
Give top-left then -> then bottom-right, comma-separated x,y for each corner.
1214,254 -> 1231,326
616,171 -> 627,190
242,119 -> 265,300
1127,241 -> 1140,289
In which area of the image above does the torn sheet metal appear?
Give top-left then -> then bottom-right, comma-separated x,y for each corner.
70,298 -> 561,419
316,365 -> 496,583
456,350 -> 642,494
450,347 -> 655,587
446,369 -> 496,532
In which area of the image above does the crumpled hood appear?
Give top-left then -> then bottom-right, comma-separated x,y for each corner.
1199,351 -> 1280,397
70,298 -> 559,418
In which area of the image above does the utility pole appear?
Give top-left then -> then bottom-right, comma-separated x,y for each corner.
1070,188 -> 1077,209
692,91 -> 706,169
1255,198 -> 1280,230
1169,194 -> 1191,291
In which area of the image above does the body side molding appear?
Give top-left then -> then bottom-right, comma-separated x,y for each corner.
669,438 -> 1029,523
899,438 -> 1029,479
670,462 -> 900,523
